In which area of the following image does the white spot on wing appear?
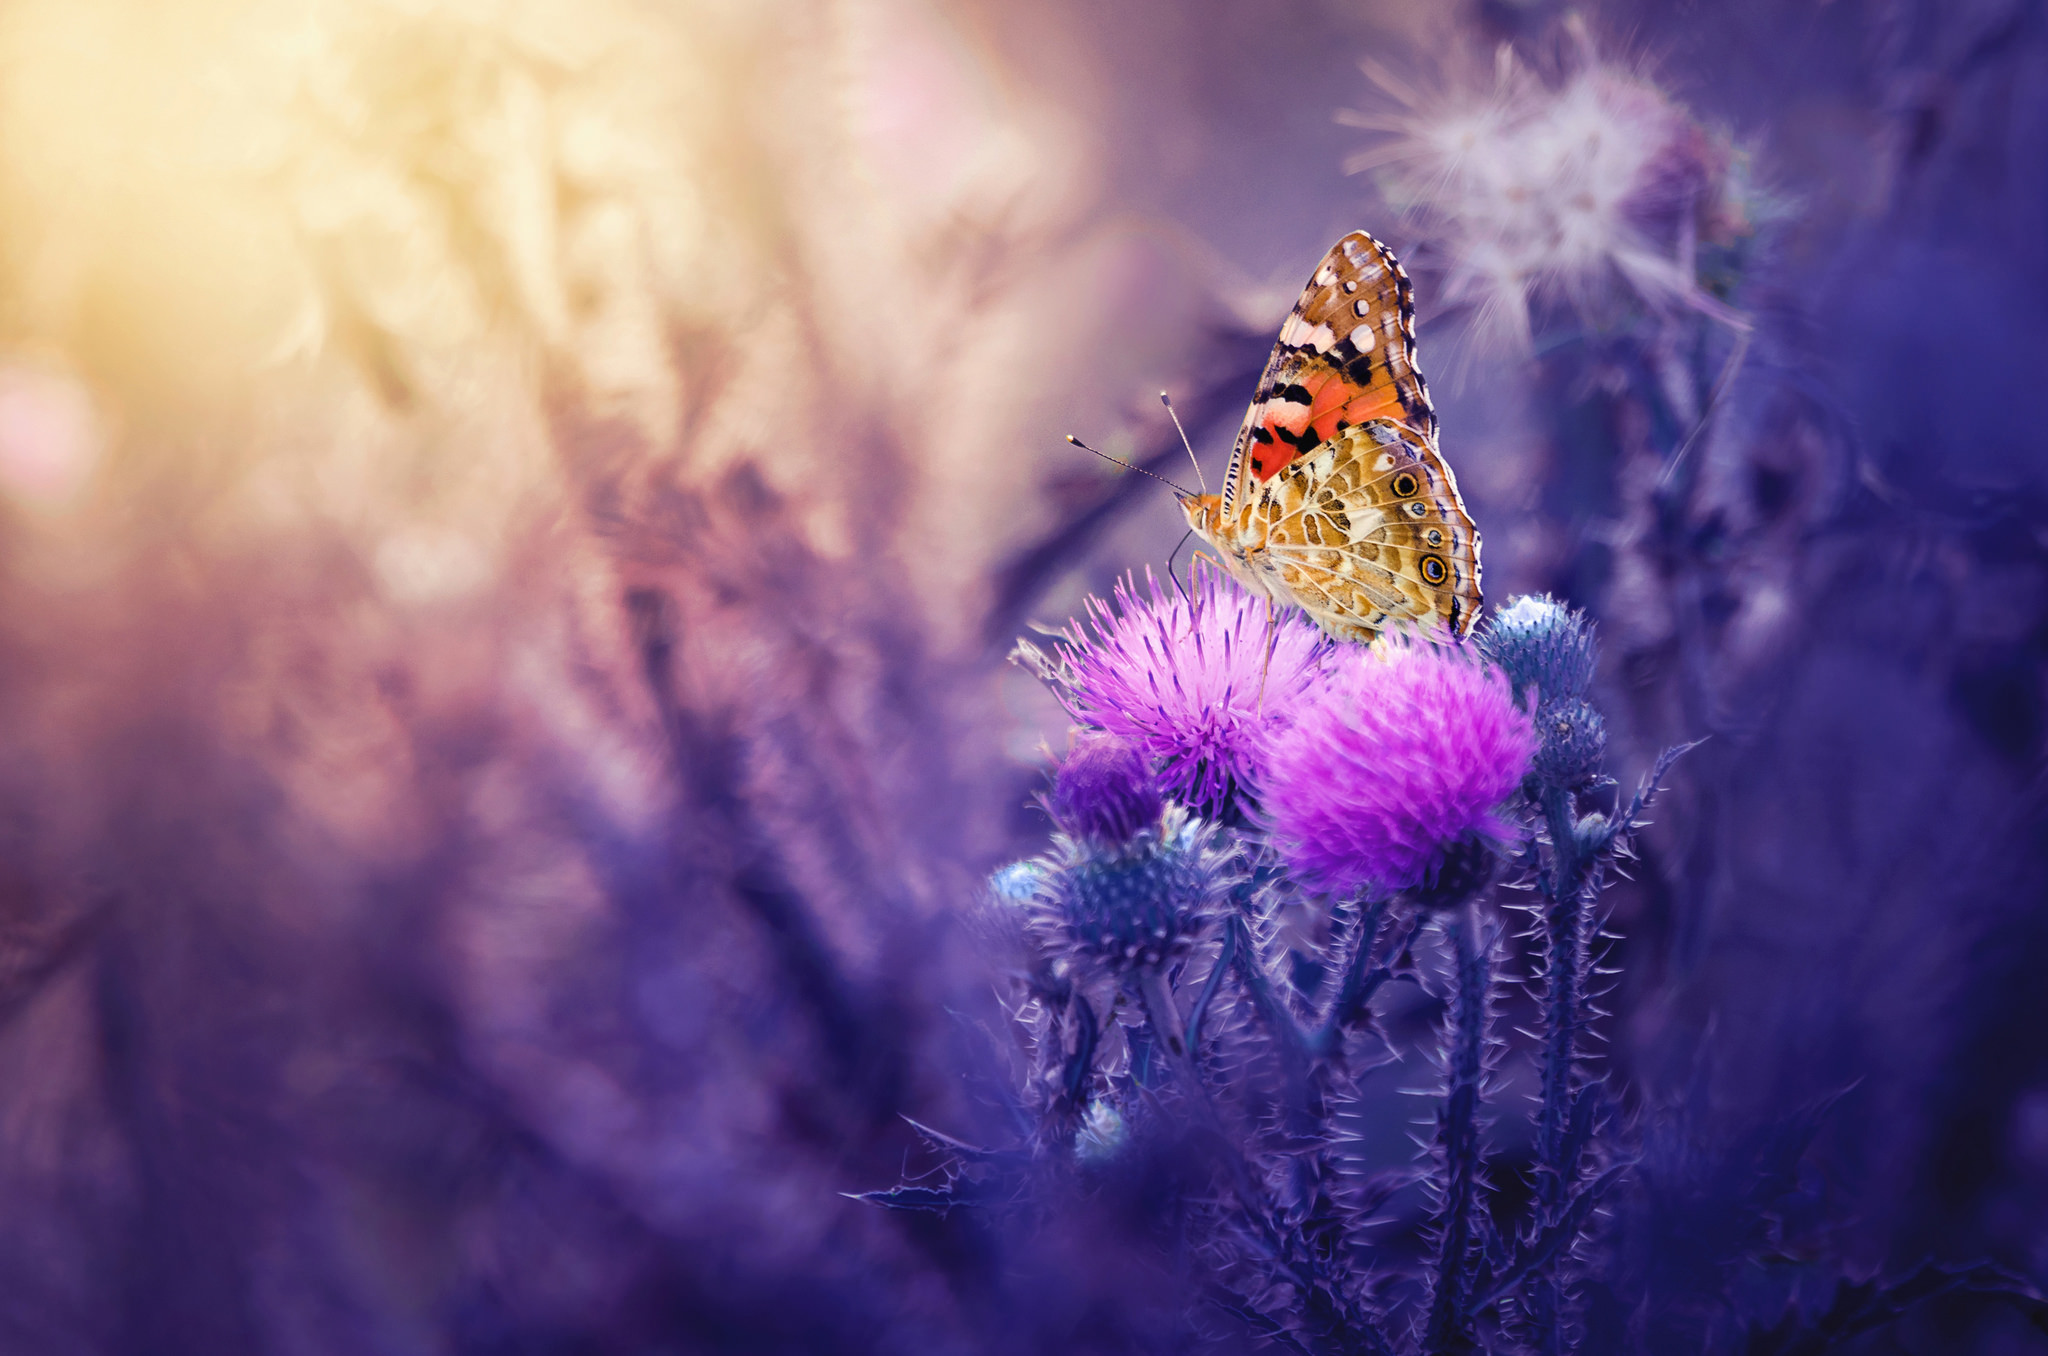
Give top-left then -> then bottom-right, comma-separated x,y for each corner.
1279,314 -> 1338,352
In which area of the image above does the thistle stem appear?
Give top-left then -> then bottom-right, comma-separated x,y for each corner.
1136,966 -> 1186,1060
1130,962 -> 1380,1355
1225,914 -> 1316,1085
1536,783 -> 1588,1183
1316,894 -> 1394,1049
1531,781 -> 1595,1353
1424,905 -> 1489,1356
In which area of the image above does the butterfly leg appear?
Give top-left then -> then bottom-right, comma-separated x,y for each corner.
1256,594 -> 1281,713
1163,528 -> 1195,605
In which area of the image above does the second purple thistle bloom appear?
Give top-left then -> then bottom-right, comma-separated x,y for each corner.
1262,641 -> 1538,898
1050,564 -> 1329,818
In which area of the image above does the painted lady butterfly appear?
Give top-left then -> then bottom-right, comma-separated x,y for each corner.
1182,231 -> 1481,643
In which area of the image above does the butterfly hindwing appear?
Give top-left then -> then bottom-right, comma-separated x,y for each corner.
1222,231 -> 1437,516
1248,421 -> 1480,642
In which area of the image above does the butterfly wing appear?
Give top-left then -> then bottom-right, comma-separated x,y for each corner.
1220,231 -> 1437,518
1243,420 -> 1481,642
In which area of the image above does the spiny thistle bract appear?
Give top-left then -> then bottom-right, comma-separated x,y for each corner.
1532,696 -> 1608,790
1035,803 -> 1229,973
1407,832 -> 1503,912
1261,641 -> 1537,898
1022,562 -> 1329,819
987,859 -> 1046,904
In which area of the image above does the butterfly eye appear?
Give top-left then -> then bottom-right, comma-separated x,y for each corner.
1421,555 -> 1448,585
1391,472 -> 1419,498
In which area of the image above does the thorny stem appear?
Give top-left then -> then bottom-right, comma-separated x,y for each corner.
1425,906 -> 1490,1356
1183,924 -> 1237,1054
1297,893 -> 1413,1170
1060,991 -> 1099,1114
1130,963 -> 1387,1356
1225,913 -> 1316,1093
1317,895 -> 1415,1051
1531,781 -> 1594,1353
1523,744 -> 1696,1349
1136,967 -> 1186,1060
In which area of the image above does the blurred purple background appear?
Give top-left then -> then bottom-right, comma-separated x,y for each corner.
0,0 -> 2042,1350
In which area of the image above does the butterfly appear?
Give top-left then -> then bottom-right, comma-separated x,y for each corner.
1181,231 -> 1481,644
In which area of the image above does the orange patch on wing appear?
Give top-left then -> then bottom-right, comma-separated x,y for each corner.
1249,407 -> 1305,482
1302,366 -> 1407,444
1251,367 -> 1402,484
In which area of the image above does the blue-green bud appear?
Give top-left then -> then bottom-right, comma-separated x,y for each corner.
1057,840 -> 1206,970
1533,697 -> 1607,790
1478,594 -> 1599,708
1074,1099 -> 1128,1168
988,860 -> 1047,905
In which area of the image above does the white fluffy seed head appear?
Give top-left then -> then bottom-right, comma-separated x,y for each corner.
1347,34 -> 1745,352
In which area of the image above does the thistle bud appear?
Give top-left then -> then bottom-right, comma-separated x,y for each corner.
1533,698 -> 1607,790
1054,829 -> 1207,971
1044,733 -> 1163,844
987,860 -> 1047,905
1074,1099 -> 1129,1168
1572,811 -> 1614,858
1478,595 -> 1599,709
1028,797 -> 1232,974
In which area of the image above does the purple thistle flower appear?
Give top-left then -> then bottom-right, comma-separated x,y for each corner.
1263,642 -> 1538,897
1048,564 -> 1329,818
1043,732 -> 1164,843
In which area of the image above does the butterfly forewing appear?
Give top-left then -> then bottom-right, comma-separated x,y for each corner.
1221,231 -> 1437,516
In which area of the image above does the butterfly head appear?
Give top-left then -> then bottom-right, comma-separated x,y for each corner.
1179,491 -> 1263,595
1179,492 -> 1224,541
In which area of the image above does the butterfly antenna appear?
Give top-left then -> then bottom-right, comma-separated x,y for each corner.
1159,392 -> 1207,493
1065,435 -> 1194,497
